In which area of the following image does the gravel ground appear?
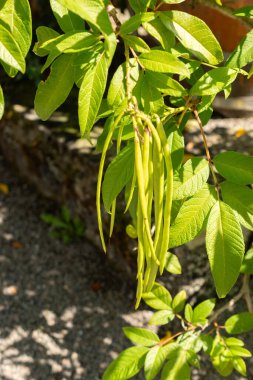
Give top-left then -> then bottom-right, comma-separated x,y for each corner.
0,153 -> 155,380
0,143 -> 252,380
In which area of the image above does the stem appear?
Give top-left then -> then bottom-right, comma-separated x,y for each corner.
124,43 -> 131,102
159,331 -> 183,347
107,4 -> 121,32
242,274 -> 253,312
192,107 -> 220,198
129,47 -> 145,70
176,97 -> 192,129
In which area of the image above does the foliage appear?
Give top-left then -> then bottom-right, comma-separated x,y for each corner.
1,0 -> 253,378
41,206 -> 85,244
103,283 -> 252,379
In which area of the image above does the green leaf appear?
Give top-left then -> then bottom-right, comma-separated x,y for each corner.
221,181 -> 253,231
212,356 -> 233,377
214,151 -> 253,185
143,18 -> 175,50
233,357 -> 247,377
146,71 -> 187,97
161,349 -> 190,380
160,11 -> 223,64
123,35 -> 150,53
57,0 -> 113,35
226,29 -> 253,69
102,346 -> 148,380
35,54 -> 75,120
0,23 -> 25,72
190,67 -> 238,96
145,345 -> 170,380
226,337 -> 245,347
128,0 -> 152,13
0,0 -> 32,57
139,50 -> 189,76
172,290 -> 186,313
164,252 -> 182,274
107,59 -> 139,107
0,85 -> 4,120
50,0 -> 84,32
141,73 -> 164,114
184,304 -> 193,323
142,283 -> 172,310
40,31 -> 99,54
229,346 -> 251,358
173,157 -> 210,200
102,144 -> 135,212
123,327 -> 160,347
206,201 -> 245,298
78,52 -> 108,136
34,26 -> 60,57
225,312 -> 253,335
120,12 -> 156,35
149,310 -> 175,326
170,185 -> 216,248
241,248 -> 253,274
192,299 -> 216,325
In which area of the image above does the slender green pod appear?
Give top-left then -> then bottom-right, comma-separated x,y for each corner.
156,115 -> 174,273
96,111 -> 125,251
124,170 -> 136,213
135,273 -> 143,309
133,117 -> 159,265
109,120 -> 125,237
109,201 -> 116,237
137,199 -> 145,277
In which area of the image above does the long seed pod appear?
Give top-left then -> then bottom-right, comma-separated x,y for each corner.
138,114 -> 165,291
96,111 -> 125,251
133,117 -> 159,265
142,126 -> 152,261
156,115 -> 173,273
124,170 -> 136,213
109,120 -> 125,237
137,198 -> 145,277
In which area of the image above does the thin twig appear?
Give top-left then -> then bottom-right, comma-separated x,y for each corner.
176,97 -> 192,129
192,106 -> 220,197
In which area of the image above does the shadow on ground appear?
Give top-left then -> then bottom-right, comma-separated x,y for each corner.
0,155 -> 152,380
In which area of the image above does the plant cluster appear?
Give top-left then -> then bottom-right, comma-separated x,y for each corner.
1,0 -> 253,378
41,206 -> 85,243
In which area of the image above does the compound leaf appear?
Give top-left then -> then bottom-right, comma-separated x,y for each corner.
206,201 -> 245,298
